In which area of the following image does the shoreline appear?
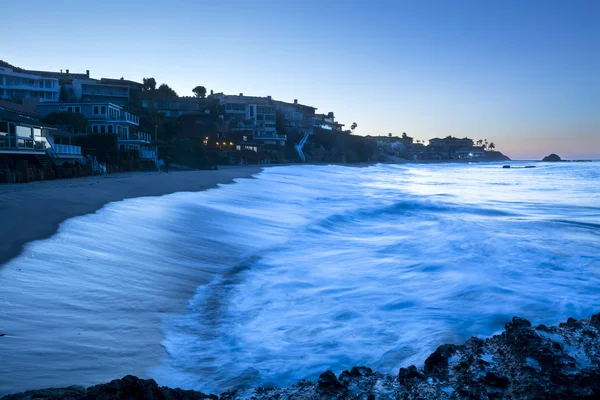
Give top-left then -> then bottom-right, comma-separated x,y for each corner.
0,166 -> 263,267
3,313 -> 599,399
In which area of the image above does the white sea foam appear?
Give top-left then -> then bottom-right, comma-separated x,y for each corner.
1,162 -> 599,395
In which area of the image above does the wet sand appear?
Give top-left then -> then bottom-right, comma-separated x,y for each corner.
0,166 -> 263,267
0,166 -> 264,395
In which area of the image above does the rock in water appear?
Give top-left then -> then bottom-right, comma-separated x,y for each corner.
542,153 -> 562,161
3,314 -> 600,399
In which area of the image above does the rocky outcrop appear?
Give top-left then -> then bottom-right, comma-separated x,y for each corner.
483,151 -> 511,161
3,314 -> 600,400
542,153 -> 562,162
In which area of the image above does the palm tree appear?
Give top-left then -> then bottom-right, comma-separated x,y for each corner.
351,122 -> 357,132
388,132 -> 392,137
488,142 -> 496,151
477,139 -> 483,147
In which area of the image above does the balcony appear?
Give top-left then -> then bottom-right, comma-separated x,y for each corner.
81,88 -> 129,97
0,83 -> 58,92
53,144 -> 82,156
253,132 -> 287,140
118,132 -> 151,143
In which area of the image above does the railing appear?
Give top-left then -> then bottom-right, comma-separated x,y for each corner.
81,89 -> 128,97
139,148 -> 156,160
295,129 -> 313,162
0,83 -> 58,91
253,132 -> 287,140
0,136 -> 47,152
53,144 -> 82,156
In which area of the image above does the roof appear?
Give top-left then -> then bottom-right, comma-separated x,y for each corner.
429,136 -> 473,141
0,99 -> 39,117
0,109 -> 46,126
98,77 -> 143,88
36,101 -> 123,108
271,99 -> 317,111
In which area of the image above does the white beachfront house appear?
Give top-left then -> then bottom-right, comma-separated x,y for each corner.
0,67 -> 60,103
0,107 -> 83,167
36,102 -> 158,166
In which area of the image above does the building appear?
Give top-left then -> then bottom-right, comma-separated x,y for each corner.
140,92 -> 206,118
312,112 -> 344,131
455,147 -> 486,159
70,77 -> 143,105
272,99 -> 317,133
428,136 -> 474,150
178,112 -> 217,140
36,102 -> 157,163
0,67 -> 60,103
212,93 -> 286,146
0,103 -> 83,171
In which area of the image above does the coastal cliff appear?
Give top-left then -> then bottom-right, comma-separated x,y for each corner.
3,314 -> 599,400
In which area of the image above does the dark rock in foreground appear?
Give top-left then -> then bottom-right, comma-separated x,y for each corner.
3,314 -> 600,399
542,153 -> 563,162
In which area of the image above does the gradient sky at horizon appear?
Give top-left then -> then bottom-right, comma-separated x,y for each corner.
2,0 -> 599,159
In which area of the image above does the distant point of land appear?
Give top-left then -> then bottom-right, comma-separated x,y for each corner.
542,153 -> 562,162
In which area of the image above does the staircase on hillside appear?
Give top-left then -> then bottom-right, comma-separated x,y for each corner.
295,129 -> 313,162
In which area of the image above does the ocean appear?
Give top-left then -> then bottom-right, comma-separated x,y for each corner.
1,162 -> 599,395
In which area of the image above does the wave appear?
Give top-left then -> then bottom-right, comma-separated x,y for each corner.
2,162 -> 599,395
151,162 -> 600,393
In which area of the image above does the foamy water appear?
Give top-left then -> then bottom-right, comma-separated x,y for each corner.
1,163 -> 599,395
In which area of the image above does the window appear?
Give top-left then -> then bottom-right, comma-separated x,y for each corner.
16,125 -> 32,138
0,122 -> 8,134
67,107 -> 73,113
107,125 -> 113,134
100,125 -> 106,134
75,106 -> 80,113
94,106 -> 99,115
100,106 -> 106,114
93,125 -> 99,134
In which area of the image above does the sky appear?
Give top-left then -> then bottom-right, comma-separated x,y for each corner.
1,0 -> 599,159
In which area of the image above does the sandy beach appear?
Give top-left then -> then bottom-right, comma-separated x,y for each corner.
0,166 -> 263,267
0,165 -> 265,395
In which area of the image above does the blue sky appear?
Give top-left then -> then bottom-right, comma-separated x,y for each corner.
2,0 -> 599,159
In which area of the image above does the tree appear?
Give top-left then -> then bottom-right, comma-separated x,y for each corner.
476,139 -> 483,147
488,142 -> 496,150
402,132 -> 408,139
41,112 -> 88,134
59,86 -> 69,101
351,122 -> 357,132
388,132 -> 392,137
192,86 -> 207,98
142,78 -> 157,91
157,84 -> 178,98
